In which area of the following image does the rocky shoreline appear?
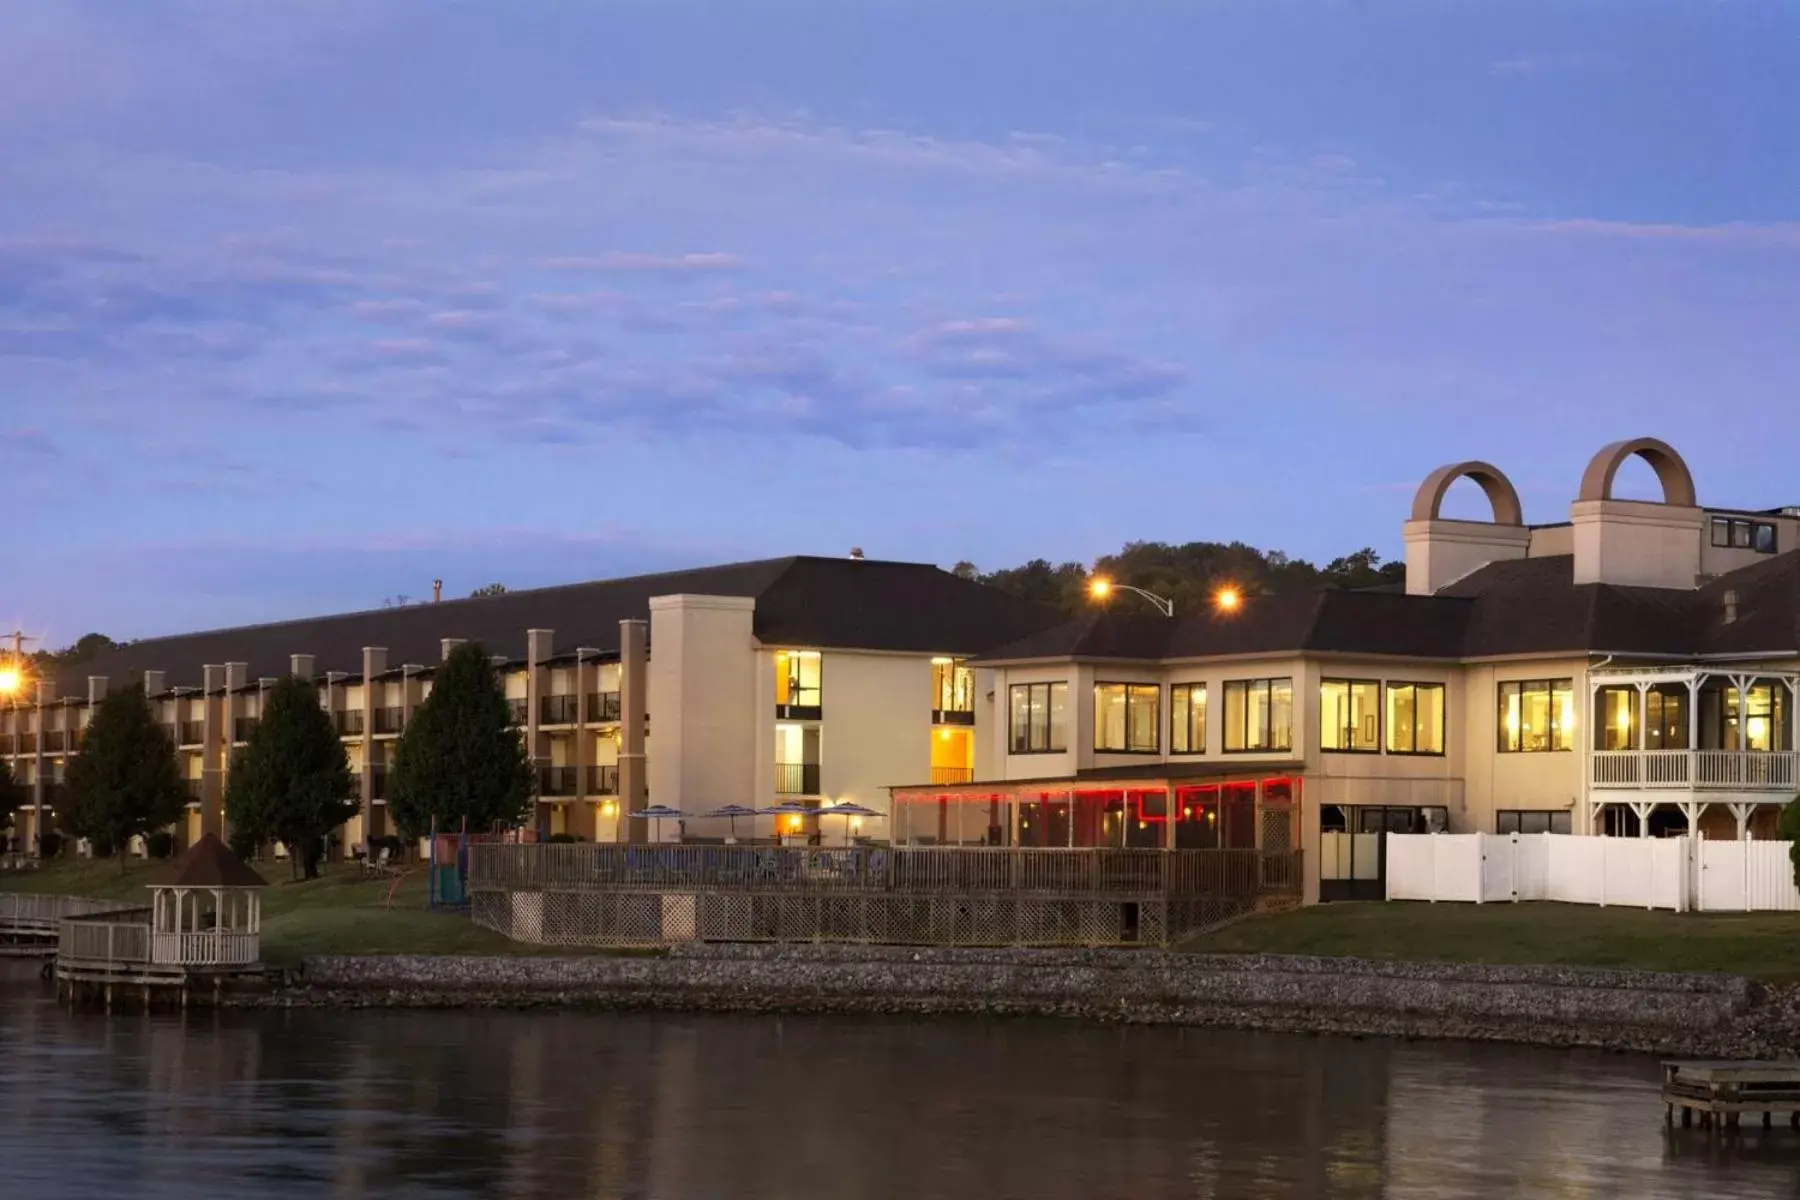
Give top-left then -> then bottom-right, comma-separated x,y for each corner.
234,944 -> 1800,1059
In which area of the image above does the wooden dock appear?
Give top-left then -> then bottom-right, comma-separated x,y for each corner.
1663,1061 -> 1800,1132
0,893 -> 136,959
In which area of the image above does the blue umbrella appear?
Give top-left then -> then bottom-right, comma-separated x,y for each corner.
701,803 -> 760,841
630,804 -> 688,842
761,801 -> 816,839
817,802 -> 882,845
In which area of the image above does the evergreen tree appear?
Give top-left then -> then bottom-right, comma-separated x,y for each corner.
0,760 -> 20,837
387,642 -> 535,838
62,683 -> 185,871
226,676 -> 356,880
1779,795 -> 1800,891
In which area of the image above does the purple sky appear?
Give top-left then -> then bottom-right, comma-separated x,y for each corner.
5,1 -> 1799,646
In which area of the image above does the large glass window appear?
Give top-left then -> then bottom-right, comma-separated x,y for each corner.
931,658 -> 974,714
774,650 -> 822,711
1094,683 -> 1159,753
1498,679 -> 1575,752
1594,686 -> 1637,751
1223,678 -> 1293,753
1496,810 -> 1572,835
1320,678 -> 1381,752
1711,517 -> 1779,555
1385,683 -> 1445,755
1170,683 -> 1207,754
1645,685 -> 1688,750
1009,682 -> 1068,754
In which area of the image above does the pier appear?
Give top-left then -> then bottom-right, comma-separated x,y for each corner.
0,893 -> 129,959
1663,1061 -> 1800,1131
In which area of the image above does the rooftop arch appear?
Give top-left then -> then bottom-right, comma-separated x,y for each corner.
1577,438 -> 1697,508
1409,461 -> 1524,526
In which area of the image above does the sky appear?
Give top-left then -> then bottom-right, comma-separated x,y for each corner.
4,0 -> 1799,645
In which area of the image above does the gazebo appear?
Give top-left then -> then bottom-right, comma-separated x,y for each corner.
150,832 -> 268,967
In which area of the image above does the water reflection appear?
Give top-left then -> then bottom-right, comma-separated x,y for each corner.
1,962 -> 1795,1199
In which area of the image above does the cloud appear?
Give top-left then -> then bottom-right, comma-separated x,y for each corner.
1489,54 -> 1610,77
536,252 -> 744,273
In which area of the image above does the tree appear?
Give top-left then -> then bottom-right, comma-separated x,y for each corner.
950,561 -> 979,580
1779,795 -> 1800,890
225,676 -> 356,881
469,582 -> 508,598
62,683 -> 185,872
0,760 -> 20,837
386,641 -> 535,838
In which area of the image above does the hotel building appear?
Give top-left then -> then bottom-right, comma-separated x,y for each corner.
5,437 -> 1798,904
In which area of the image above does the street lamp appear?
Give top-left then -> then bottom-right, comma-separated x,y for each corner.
1087,576 -> 1175,618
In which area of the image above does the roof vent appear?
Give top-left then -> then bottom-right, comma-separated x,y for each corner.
432,579 -> 443,603
1723,589 -> 1739,625
848,547 -> 865,560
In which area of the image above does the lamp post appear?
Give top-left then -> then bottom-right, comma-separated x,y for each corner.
0,630 -> 37,855
1087,577 -> 1175,617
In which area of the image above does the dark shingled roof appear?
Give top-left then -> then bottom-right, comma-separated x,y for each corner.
160,833 -> 268,889
55,556 -> 1059,695
978,550 -> 1800,665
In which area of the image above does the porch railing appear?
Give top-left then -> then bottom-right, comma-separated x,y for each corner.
150,930 -> 260,966
1591,750 -> 1798,790
0,893 -> 129,930
58,909 -> 152,965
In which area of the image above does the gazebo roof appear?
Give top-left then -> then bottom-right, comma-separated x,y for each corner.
157,833 -> 269,889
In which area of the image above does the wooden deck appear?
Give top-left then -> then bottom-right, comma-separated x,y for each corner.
0,894 -> 135,958
53,908 -> 270,1011
1663,1061 -> 1800,1131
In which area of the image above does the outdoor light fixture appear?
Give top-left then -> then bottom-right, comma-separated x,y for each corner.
1087,576 -> 1174,617
0,666 -> 20,696
1214,587 -> 1242,613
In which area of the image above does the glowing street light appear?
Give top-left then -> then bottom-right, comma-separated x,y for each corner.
1087,575 -> 1173,617
1214,587 -> 1243,613
0,665 -> 21,697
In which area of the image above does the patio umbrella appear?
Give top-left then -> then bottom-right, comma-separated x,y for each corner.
629,804 -> 688,843
817,802 -> 883,845
700,804 -> 760,842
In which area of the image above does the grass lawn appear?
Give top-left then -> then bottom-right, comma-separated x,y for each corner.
1182,901 -> 1800,984
0,856 -> 606,964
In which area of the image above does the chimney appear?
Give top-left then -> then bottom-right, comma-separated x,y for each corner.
433,578 -> 443,603
87,676 -> 108,705
849,547 -> 865,560
290,654 -> 315,680
441,638 -> 465,661
1723,589 -> 1740,625
143,670 -> 166,696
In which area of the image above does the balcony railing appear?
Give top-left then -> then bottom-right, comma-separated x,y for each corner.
585,692 -> 622,723
931,708 -> 977,727
160,723 -> 178,746
333,711 -> 364,736
373,707 -> 405,735
930,766 -> 975,785
370,766 -> 389,800
178,721 -> 205,745
507,698 -> 529,725
588,764 -> 620,796
41,730 -> 66,752
541,695 -> 580,725
538,766 -> 580,797
0,735 -> 15,755
233,717 -> 260,743
1591,749 -> 1799,791
775,762 -> 822,795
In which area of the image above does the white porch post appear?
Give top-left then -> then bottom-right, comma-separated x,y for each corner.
1680,799 -> 1698,839
1630,800 -> 1654,838
1730,801 -> 1753,841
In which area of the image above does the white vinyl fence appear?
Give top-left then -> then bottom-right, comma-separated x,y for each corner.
1386,833 -> 1800,913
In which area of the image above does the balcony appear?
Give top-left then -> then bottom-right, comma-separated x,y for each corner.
184,781 -> 205,804
1591,749 -> 1799,791
178,721 -> 205,746
931,708 -> 976,727
0,735 -> 13,755
588,764 -> 620,796
160,723 -> 178,746
585,691 -> 622,723
370,765 -> 389,800
41,730 -> 66,752
775,762 -> 822,795
541,695 -> 580,725
373,707 -> 405,735
507,698 -> 529,725
930,766 -> 975,785
333,710 -> 364,736
539,766 -> 580,797
233,717 -> 260,743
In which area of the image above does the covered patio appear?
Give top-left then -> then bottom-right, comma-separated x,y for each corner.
888,763 -> 1304,855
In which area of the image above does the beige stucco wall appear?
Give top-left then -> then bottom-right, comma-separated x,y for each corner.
647,595 -> 758,839
1571,499 -> 1706,588
815,650 -> 935,815
1458,657 -> 1588,833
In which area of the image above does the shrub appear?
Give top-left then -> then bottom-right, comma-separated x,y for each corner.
547,832 -> 584,844
229,830 -> 262,861
38,831 -> 63,859
370,834 -> 405,861
145,830 -> 176,860
88,834 -> 116,859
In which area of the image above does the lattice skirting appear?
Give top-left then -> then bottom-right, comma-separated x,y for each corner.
471,889 -> 1255,948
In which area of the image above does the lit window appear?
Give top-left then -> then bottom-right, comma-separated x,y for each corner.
1094,682 -> 1160,753
1594,686 -> 1637,751
1222,678 -> 1293,753
774,651 -> 822,712
1320,679 -> 1381,752
1498,679 -> 1575,752
1170,683 -> 1207,754
931,658 -> 975,714
1385,683 -> 1445,755
1009,682 -> 1068,754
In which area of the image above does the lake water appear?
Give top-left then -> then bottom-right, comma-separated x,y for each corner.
2,963 -> 1796,1199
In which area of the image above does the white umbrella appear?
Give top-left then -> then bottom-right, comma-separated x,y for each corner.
700,803 -> 759,842
630,804 -> 688,843
817,802 -> 883,845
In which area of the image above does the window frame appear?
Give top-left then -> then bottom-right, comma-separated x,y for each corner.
1169,682 -> 1207,755
1008,681 -> 1068,755
1319,677 -> 1383,755
1384,681 -> 1446,757
1495,809 -> 1573,835
1711,516 -> 1779,555
1092,681 -> 1161,755
1221,677 -> 1294,754
1497,678 -> 1575,753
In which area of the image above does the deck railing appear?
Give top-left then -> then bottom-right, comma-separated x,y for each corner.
1591,749 -> 1798,790
470,843 -> 1299,899
0,893 -> 129,930
58,909 -> 153,965
150,930 -> 260,966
